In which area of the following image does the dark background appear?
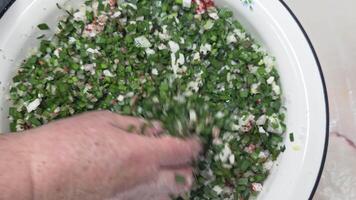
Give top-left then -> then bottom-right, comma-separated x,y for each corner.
0,0 -> 14,18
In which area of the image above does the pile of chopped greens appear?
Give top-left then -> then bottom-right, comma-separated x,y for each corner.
9,0 -> 286,199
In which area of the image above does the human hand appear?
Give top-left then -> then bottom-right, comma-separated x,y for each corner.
25,111 -> 202,200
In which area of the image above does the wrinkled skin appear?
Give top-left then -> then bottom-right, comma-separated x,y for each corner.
0,111 -> 201,200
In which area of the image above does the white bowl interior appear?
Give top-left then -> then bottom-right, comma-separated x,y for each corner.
0,0 -> 328,199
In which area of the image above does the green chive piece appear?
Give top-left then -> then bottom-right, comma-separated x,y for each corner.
289,132 -> 295,142
175,174 -> 186,185
37,23 -> 50,30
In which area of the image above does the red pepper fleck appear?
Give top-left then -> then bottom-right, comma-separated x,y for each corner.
193,0 -> 215,14
111,99 -> 118,105
244,144 -> 256,153
241,120 -> 253,132
109,0 -> 117,9
63,66 -> 70,73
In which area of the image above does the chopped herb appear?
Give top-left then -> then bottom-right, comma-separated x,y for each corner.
56,3 -> 62,9
175,174 -> 186,185
37,23 -> 50,30
126,124 -> 136,133
289,132 -> 294,142
36,34 -> 46,39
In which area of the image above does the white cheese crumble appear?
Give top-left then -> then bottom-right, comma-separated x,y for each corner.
117,95 -> 125,102
262,55 -> 275,73
231,123 -> 240,131
73,10 -> 86,21
183,0 -> 192,8
213,185 -> 223,195
267,76 -> 275,84
158,43 -> 167,50
136,16 -> 144,21
208,12 -> 220,20
126,92 -> 135,98
159,25 -> 171,40
219,143 -> 232,163
252,44 -> 266,53
53,48 -> 61,58
170,53 -> 179,74
68,37 -> 76,44
83,84 -> 92,94
180,37 -> 185,44
87,48 -> 100,54
200,43 -> 212,55
134,36 -> 152,48
258,151 -> 270,159
124,2 -> 137,10
177,53 -> 185,65
250,83 -> 259,94
234,29 -> 247,40
226,33 -> 237,44
229,154 -> 235,165
145,48 -> 155,55
151,68 -> 159,75
83,63 -> 96,75
215,111 -> 224,119
248,65 -> 258,74
263,160 -> 274,170
16,124 -> 24,131
272,82 -> 281,95
54,107 -> 61,113
173,94 -> 186,103
258,126 -> 267,134
152,96 -> 159,103
112,11 -> 122,18
187,80 -> 200,92
168,40 -> 180,53
189,109 -> 197,122
26,99 -> 41,113
103,70 -> 114,77
256,115 -> 267,125
192,52 -> 201,61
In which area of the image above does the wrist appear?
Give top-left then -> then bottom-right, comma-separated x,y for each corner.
0,134 -> 34,200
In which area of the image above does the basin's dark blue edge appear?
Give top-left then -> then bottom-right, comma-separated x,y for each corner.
0,1 -> 330,199
278,1 -> 330,200
0,0 -> 15,19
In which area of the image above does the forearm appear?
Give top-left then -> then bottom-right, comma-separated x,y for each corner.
0,131 -> 99,200
0,134 -> 33,200
0,131 -> 81,200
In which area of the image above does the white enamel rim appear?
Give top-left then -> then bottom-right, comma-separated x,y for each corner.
0,0 -> 329,199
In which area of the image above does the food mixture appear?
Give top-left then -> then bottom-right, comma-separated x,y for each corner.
8,0 -> 286,199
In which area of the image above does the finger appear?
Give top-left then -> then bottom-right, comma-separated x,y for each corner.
86,110 -> 164,136
146,195 -> 170,200
108,113 -> 164,136
153,136 -> 202,167
156,195 -> 170,200
155,167 -> 194,196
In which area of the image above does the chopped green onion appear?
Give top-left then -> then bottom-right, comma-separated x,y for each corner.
37,23 -> 50,30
